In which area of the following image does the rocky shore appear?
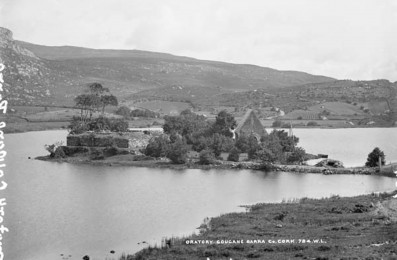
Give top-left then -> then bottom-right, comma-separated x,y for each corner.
36,153 -> 396,177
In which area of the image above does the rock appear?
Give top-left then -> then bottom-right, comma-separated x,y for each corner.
315,159 -> 344,168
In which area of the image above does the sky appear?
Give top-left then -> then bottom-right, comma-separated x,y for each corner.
0,0 -> 396,81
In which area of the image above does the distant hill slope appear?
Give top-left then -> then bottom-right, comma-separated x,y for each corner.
9,34 -> 333,102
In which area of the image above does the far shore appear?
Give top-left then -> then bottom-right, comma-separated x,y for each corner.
4,120 -> 396,134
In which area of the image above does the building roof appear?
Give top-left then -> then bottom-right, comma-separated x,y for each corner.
235,109 -> 266,138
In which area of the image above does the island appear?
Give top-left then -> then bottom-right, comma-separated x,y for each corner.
36,88 -> 396,177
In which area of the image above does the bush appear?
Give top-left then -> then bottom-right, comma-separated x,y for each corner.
307,121 -> 319,126
227,147 -> 240,162
115,106 -> 132,118
272,120 -> 282,127
199,149 -> 216,165
108,118 -> 129,132
103,146 -> 119,157
90,148 -> 104,160
144,135 -> 170,158
68,117 -> 90,134
256,147 -> 277,163
287,147 -> 306,164
44,141 -> 64,157
54,146 -> 66,158
166,139 -> 189,164
365,147 -> 385,167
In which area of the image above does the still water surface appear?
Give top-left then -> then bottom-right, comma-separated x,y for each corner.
3,129 -> 397,260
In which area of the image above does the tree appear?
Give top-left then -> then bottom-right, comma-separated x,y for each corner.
272,120 -> 283,127
144,135 -> 170,158
100,94 -> 118,115
258,133 -> 285,163
287,147 -> 306,164
269,130 -> 298,152
211,110 -> 237,137
199,149 -> 216,165
115,106 -> 132,118
227,147 -> 240,162
166,139 -> 189,164
247,134 -> 260,160
87,82 -> 109,96
365,147 -> 386,167
235,134 -> 250,153
163,110 -> 209,137
74,94 -> 102,120
256,147 -> 277,164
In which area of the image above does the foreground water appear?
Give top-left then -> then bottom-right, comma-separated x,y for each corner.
3,129 -> 397,260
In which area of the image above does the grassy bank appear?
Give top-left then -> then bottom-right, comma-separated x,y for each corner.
125,192 -> 397,260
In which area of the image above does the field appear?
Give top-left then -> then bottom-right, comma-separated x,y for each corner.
309,102 -> 364,115
131,100 -> 191,115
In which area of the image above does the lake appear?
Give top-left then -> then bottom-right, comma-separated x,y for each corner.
3,128 -> 397,260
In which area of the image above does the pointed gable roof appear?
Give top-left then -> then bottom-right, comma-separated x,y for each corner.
235,109 -> 266,138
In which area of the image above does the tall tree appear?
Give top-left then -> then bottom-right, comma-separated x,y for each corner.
100,95 -> 118,115
74,94 -> 101,121
211,110 -> 237,137
87,83 -> 109,96
365,147 -> 386,167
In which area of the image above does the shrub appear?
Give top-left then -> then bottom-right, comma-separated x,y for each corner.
115,106 -> 132,118
68,117 -> 89,134
166,139 -> 189,164
307,121 -> 319,126
108,118 -> 129,132
287,147 -> 306,164
256,147 -> 277,163
199,149 -> 216,165
44,141 -> 64,157
227,147 -> 240,162
54,146 -> 66,158
103,146 -> 119,157
144,135 -> 170,158
272,120 -> 282,127
90,148 -> 104,160
365,147 -> 385,167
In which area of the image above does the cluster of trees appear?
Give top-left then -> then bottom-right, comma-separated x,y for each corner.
115,106 -> 160,119
74,83 -> 118,121
144,109 -> 306,165
69,83 -> 128,134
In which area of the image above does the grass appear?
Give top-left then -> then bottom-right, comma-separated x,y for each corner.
123,192 -> 397,259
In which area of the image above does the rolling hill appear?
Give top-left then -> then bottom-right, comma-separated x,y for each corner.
1,26 -> 336,107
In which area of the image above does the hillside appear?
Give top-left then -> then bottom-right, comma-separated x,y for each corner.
2,26 -> 396,126
0,27 -> 335,107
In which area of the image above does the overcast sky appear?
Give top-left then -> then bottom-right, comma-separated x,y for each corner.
1,0 -> 396,81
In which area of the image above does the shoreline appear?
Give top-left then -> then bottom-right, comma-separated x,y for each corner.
126,192 -> 397,260
3,120 -> 396,134
35,154 -> 397,177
